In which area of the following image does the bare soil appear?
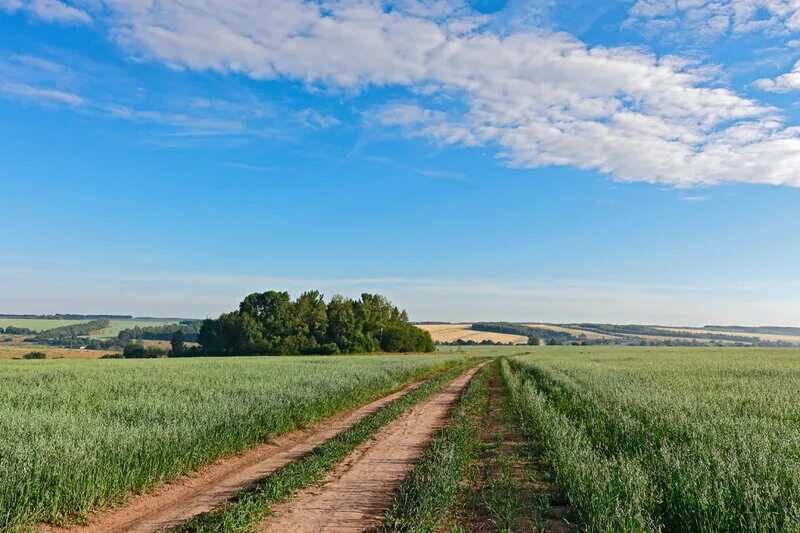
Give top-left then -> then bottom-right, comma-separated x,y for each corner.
257,364 -> 484,533
41,376 -> 433,533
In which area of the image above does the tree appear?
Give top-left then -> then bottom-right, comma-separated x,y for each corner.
326,295 -> 357,353
292,290 -> 329,353
171,330 -> 186,356
123,343 -> 147,358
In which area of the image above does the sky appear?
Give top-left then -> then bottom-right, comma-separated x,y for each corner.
1,0 -> 800,325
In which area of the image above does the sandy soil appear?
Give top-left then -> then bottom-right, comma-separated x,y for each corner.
41,376 -> 434,533
257,364 -> 483,533
418,324 -> 528,344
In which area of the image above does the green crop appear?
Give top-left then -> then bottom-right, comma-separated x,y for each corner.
504,347 -> 800,532
0,354 -> 463,530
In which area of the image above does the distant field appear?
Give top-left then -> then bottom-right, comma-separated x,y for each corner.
418,323 -> 528,344
657,326 -> 800,345
0,344 -> 114,360
0,318 -> 181,338
523,323 -> 620,340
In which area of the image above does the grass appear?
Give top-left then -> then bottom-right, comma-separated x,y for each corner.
174,362 -> 480,532
379,362 -> 490,533
504,347 -> 800,532
0,354 -> 466,531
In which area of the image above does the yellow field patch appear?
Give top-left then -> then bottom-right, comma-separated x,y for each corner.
417,324 -> 528,344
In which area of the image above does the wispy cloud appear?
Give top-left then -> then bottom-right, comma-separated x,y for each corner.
0,0 -> 92,24
0,81 -> 83,105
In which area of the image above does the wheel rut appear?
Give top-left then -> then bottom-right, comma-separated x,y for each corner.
41,374 -> 436,533
257,364 -> 484,533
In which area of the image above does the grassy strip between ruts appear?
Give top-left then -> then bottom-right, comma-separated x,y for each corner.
379,361 -> 491,532
172,361 -> 482,533
501,358 -> 658,532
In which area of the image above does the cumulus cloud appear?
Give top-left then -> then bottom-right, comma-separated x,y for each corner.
755,59 -> 800,90
1,0 -> 92,24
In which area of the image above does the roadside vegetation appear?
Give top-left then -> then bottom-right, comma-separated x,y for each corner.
0,354 -> 464,531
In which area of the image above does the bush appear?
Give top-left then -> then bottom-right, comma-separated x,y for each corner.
100,353 -> 124,359
122,343 -> 147,359
23,352 -> 46,360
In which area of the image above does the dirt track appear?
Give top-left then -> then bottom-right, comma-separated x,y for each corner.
257,364 -> 483,533
42,376 -> 434,533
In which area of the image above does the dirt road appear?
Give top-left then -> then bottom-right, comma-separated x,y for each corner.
43,376 -> 435,533
257,364 -> 483,533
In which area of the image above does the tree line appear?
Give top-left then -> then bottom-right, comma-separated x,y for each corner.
194,290 -> 435,356
116,322 -> 202,344
36,319 -> 111,340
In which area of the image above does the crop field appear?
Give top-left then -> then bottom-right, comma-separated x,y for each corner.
5,346 -> 800,533
0,354 -> 464,530
503,346 -> 800,532
0,318 -> 181,337
417,323 -> 529,344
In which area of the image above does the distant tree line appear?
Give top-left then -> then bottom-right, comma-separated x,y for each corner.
116,322 -> 202,344
35,319 -> 111,340
437,339 -> 522,347
576,324 -> 759,343
704,325 -> 800,336
194,290 -> 435,356
470,322 -> 573,345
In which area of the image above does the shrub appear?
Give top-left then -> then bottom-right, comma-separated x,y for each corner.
100,353 -> 124,359
122,343 -> 147,359
23,352 -> 46,360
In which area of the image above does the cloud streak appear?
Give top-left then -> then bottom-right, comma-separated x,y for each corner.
0,0 -> 92,24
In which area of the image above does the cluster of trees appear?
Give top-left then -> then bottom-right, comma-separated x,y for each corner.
36,319 -> 110,340
121,343 -> 169,359
197,291 -> 435,356
116,322 -> 201,344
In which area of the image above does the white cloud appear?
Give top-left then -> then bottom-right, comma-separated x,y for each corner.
1,0 -> 92,24
11,0 -> 800,187
755,59 -> 800,90
0,81 -> 83,105
629,0 -> 800,39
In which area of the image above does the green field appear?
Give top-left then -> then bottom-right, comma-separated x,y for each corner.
0,318 -> 181,338
504,346 -> 800,532
0,354 -> 464,530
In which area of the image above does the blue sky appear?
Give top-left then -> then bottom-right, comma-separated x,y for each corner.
1,0 -> 800,324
